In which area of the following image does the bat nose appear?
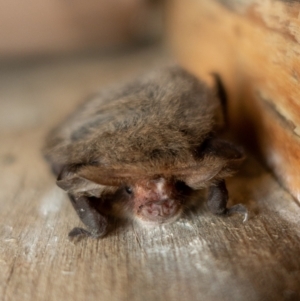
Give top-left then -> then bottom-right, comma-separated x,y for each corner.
146,199 -> 175,216
142,199 -> 178,218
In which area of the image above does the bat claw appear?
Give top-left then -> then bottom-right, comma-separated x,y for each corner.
68,227 -> 91,242
227,204 -> 248,223
68,227 -> 107,241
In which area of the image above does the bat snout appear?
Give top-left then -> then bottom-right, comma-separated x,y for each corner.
138,198 -> 182,224
134,177 -> 182,224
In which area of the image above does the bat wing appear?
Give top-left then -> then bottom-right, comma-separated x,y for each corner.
75,138 -> 244,189
56,165 -> 115,197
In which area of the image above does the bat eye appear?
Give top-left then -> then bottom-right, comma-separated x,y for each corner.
125,186 -> 133,194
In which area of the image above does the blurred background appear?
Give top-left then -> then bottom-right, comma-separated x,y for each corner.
0,0 -> 166,132
0,0 -> 163,60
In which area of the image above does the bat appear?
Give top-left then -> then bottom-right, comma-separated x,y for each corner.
43,66 -> 247,239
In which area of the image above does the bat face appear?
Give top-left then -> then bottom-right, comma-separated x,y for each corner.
128,177 -> 183,224
44,66 -> 247,239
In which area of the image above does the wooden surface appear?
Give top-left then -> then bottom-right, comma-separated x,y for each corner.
1,46 -> 300,301
166,0 -> 300,204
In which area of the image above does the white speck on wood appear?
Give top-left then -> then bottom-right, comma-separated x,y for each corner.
40,186 -> 66,216
21,227 -> 41,262
176,219 -> 195,230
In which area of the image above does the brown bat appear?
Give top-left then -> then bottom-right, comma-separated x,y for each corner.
44,66 -> 247,239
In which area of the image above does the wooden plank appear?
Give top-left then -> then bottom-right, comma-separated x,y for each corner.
166,0 -> 300,203
0,46 -> 300,301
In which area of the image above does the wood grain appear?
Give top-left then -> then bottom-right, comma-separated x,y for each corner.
166,0 -> 300,203
1,46 -> 300,301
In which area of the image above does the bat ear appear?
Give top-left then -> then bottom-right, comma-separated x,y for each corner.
211,73 -> 228,126
198,138 -> 244,162
56,165 -> 107,197
177,138 -> 244,189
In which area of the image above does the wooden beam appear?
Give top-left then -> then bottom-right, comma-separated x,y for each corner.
166,0 -> 300,203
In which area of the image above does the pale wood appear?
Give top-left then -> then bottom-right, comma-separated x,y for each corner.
166,0 -> 300,204
1,46 -> 300,301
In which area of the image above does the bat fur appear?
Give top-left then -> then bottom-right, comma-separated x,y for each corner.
43,66 -> 247,239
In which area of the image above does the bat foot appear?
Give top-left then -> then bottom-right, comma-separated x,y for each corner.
68,226 -> 108,241
68,227 -> 92,241
226,204 -> 248,222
